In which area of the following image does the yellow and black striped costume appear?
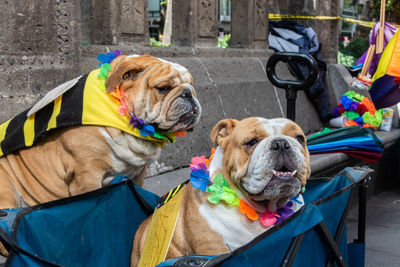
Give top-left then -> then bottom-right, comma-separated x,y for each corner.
0,69 -> 170,157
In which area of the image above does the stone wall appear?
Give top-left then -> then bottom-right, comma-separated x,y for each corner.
0,0 -> 340,176
0,0 -> 81,123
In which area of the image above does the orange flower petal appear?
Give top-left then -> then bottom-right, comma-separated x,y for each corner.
239,199 -> 248,214
174,131 -> 187,138
205,147 -> 216,165
247,208 -> 259,221
239,199 -> 258,220
110,86 -> 121,100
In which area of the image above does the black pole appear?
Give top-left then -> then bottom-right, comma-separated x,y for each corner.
356,179 -> 368,243
281,233 -> 305,267
286,89 -> 297,121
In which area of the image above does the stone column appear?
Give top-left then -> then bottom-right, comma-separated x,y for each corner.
0,0 -> 81,123
171,0 -> 218,47
119,0 -> 149,45
87,0 -> 148,45
230,0 -> 269,49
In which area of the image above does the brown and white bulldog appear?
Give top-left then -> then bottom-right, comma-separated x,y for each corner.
131,117 -> 310,266
0,54 -> 201,210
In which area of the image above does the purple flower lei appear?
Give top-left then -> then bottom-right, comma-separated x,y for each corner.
129,112 -> 156,137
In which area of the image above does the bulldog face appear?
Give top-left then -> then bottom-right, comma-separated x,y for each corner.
211,117 -> 310,212
105,54 -> 201,132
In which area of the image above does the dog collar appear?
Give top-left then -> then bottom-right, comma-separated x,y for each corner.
190,151 -> 303,227
96,50 -> 186,145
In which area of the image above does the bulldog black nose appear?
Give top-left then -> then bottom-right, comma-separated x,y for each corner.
270,139 -> 290,152
181,89 -> 192,98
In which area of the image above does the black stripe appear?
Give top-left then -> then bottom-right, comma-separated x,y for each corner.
56,74 -> 89,127
33,101 -> 54,145
156,180 -> 189,208
1,109 -> 29,155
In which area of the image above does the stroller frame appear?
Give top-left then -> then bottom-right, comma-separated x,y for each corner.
282,176 -> 368,267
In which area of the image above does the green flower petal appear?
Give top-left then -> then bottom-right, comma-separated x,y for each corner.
347,111 -> 360,121
214,174 -> 225,186
153,132 -> 165,140
206,174 -> 239,206
208,193 -> 222,204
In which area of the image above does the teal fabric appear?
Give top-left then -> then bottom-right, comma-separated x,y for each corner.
1,178 -> 159,267
156,167 -> 369,267
0,167 -> 368,267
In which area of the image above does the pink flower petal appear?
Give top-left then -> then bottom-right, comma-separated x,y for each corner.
191,156 -> 206,166
118,105 -> 127,115
259,210 -> 280,227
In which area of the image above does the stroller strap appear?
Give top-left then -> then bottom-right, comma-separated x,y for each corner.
138,181 -> 188,267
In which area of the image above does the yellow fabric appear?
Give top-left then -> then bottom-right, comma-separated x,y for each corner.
0,119 -> 11,157
82,69 -> 167,147
47,95 -> 63,131
372,30 -> 400,82
138,186 -> 185,267
23,114 -> 35,147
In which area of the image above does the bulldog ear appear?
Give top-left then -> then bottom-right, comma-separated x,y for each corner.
211,119 -> 238,149
105,56 -> 145,92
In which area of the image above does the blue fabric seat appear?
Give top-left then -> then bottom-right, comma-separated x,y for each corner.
0,168 -> 371,267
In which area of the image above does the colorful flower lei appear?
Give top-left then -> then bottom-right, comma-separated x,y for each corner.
96,50 -> 186,142
189,151 -> 302,227
332,91 -> 383,129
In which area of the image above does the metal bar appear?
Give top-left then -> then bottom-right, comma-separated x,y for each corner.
325,188 -> 356,266
356,178 -> 368,243
281,233 -> 305,267
286,91 -> 297,121
316,222 -> 348,267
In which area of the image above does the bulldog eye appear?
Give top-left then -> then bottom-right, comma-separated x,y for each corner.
156,86 -> 172,94
244,138 -> 258,149
296,135 -> 305,146
122,70 -> 139,81
122,73 -> 130,80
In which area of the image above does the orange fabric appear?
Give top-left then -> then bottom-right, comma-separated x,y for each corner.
345,120 -> 358,127
239,199 -> 258,221
387,31 -> 400,78
360,97 -> 376,114
362,124 -> 377,129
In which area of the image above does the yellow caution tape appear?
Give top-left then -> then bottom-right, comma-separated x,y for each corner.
269,14 -> 340,21
342,17 -> 376,28
268,14 -> 399,28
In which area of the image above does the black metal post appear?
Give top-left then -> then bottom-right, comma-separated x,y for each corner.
286,89 -> 297,121
356,178 -> 368,243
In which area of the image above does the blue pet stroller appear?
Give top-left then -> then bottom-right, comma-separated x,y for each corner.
0,53 -> 369,266
0,167 -> 372,267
